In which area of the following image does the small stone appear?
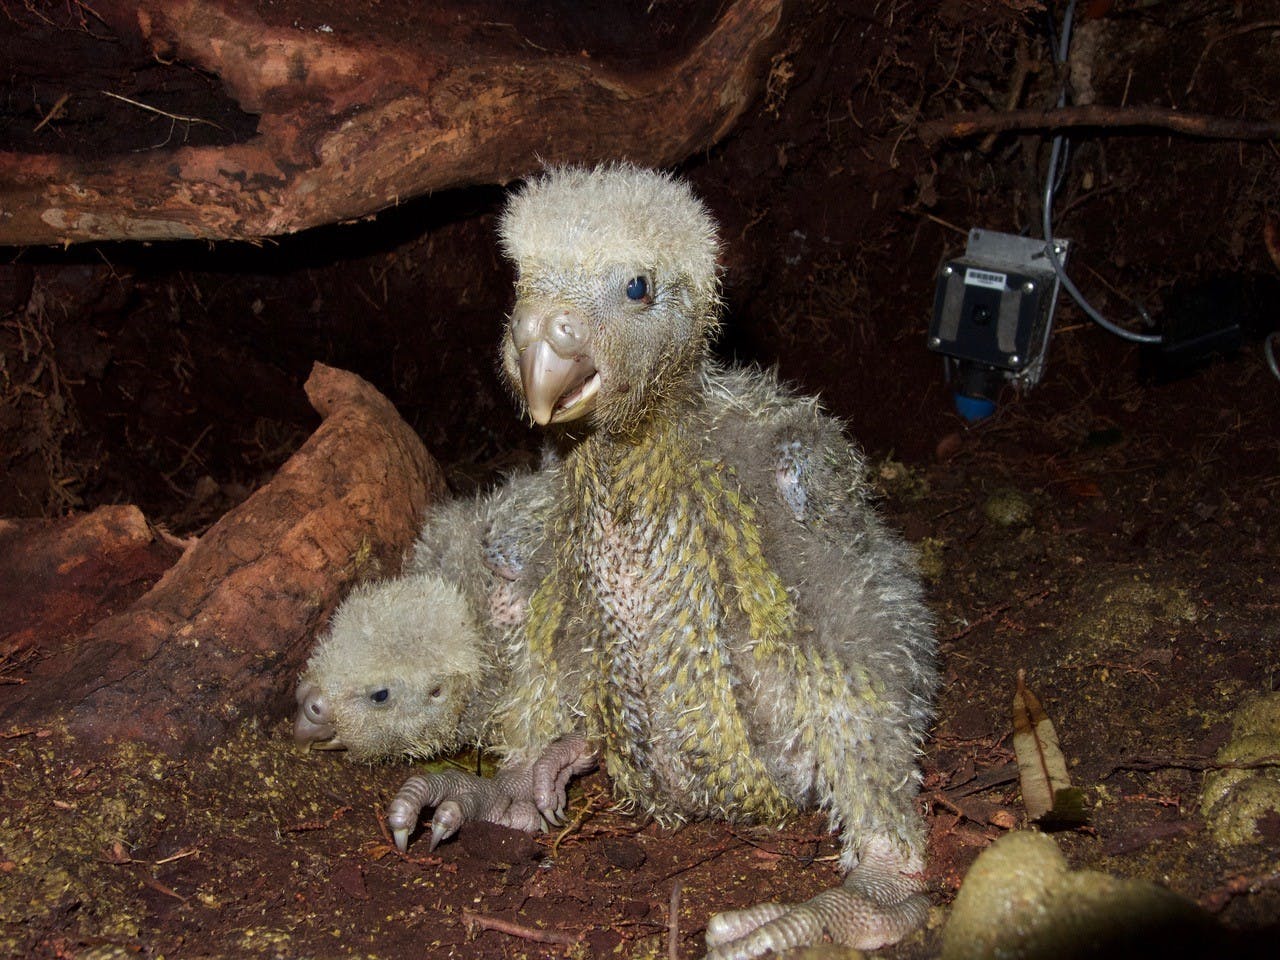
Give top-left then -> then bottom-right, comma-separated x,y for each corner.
989,809 -> 1017,830
333,860 -> 367,900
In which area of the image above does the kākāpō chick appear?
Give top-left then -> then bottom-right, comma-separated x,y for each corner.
293,571 -> 487,760
391,163 -> 939,959
294,471 -> 595,846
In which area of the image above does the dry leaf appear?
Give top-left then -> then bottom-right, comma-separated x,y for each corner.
1012,669 -> 1086,826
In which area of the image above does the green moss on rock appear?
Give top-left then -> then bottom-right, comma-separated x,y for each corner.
1201,691 -> 1280,847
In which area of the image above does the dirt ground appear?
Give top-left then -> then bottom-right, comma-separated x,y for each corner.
3,1 -> 1280,958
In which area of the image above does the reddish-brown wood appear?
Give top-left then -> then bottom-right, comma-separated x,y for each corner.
0,364 -> 446,751
0,0 -> 783,245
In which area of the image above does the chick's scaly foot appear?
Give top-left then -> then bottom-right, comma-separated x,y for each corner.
704,886 -> 929,959
704,841 -> 928,959
530,734 -> 598,824
387,736 -> 596,852
387,768 -> 539,852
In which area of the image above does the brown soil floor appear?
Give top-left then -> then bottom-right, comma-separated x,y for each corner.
3,344 -> 1278,957
3,1 -> 1280,958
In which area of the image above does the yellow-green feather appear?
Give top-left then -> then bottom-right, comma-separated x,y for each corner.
521,417 -> 808,823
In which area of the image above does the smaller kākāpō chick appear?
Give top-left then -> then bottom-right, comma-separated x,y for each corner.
295,468 -> 555,758
389,163 -> 939,960
294,471 -> 595,848
293,571 -> 487,761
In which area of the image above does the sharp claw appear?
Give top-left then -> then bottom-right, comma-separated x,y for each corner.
393,828 -> 410,853
428,821 -> 451,852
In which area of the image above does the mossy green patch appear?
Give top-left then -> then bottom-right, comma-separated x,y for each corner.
1201,691 -> 1280,847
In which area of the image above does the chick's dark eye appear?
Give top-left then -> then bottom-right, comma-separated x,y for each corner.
370,688 -> 389,704
428,685 -> 443,699
625,276 -> 649,302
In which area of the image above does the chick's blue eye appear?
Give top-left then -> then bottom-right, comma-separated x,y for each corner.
625,276 -> 649,301
370,689 -> 389,704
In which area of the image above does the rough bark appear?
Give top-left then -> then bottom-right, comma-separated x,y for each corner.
0,0 -> 783,246
0,364 -> 446,752
0,506 -> 178,670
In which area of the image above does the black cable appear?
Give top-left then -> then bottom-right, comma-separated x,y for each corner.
1041,0 -> 1163,345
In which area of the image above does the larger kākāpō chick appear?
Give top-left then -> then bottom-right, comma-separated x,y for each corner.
388,163 -> 939,959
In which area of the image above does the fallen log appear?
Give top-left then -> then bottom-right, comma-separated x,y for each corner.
0,363 -> 445,752
0,0 -> 783,245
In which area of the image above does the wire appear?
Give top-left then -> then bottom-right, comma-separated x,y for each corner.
1042,138 -> 1162,344
1042,0 -> 1164,345
1265,331 -> 1280,380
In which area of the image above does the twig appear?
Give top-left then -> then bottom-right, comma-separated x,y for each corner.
918,104 -> 1280,148
1056,182 -> 1122,221
143,875 -> 188,903
656,841 -> 738,885
72,0 -> 110,27
284,804 -> 352,833
726,826 -> 839,863
153,846 -> 201,866
0,726 -> 43,739
99,90 -> 225,130
979,37 -> 1034,153
945,588 -> 1051,643
1102,754 -> 1280,777
32,93 -> 70,134
161,423 -> 213,488
550,785 -> 607,857
1186,20 -> 1280,95
930,790 -> 978,822
1202,866 -> 1280,913
462,910 -> 579,946
920,211 -> 968,236
943,760 -> 1019,799
370,805 -> 442,866
668,880 -> 682,960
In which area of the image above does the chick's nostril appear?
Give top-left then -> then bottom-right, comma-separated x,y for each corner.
305,696 -> 328,722
511,302 -> 591,358
548,313 -> 587,354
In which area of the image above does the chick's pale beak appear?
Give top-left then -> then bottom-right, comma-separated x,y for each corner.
293,680 -> 345,750
510,300 -> 600,425
293,710 -> 343,750
518,340 -> 599,425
